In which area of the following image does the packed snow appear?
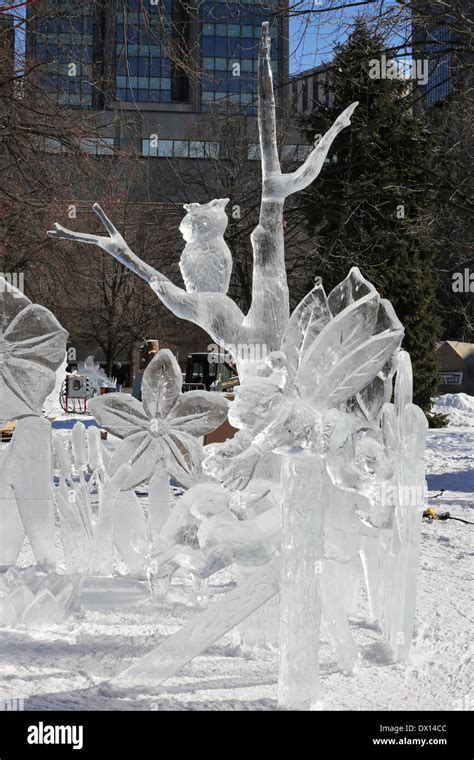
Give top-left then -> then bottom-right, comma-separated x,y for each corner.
432,392 -> 474,428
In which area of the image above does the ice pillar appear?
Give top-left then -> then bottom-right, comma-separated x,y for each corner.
278,452 -> 325,709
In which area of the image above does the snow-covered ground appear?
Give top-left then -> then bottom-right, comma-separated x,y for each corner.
0,399 -> 472,711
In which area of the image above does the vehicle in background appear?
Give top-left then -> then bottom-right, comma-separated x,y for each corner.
184,352 -> 239,392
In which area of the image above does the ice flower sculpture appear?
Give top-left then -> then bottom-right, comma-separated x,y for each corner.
0,277 -> 67,422
0,277 -> 68,567
90,349 -> 228,535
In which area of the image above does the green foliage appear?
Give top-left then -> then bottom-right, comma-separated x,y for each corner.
426,411 -> 450,429
301,19 -> 443,414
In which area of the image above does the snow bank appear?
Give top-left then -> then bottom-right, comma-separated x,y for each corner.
431,392 -> 474,427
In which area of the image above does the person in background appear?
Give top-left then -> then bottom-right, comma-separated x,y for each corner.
113,362 -> 128,392
131,359 -> 146,401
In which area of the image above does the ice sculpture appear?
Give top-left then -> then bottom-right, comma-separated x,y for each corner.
179,198 -> 232,294
0,277 -> 68,567
147,479 -> 280,584
53,423 -> 131,575
0,567 -> 80,628
49,23 -> 427,709
77,355 -> 116,395
89,349 -> 228,539
48,35 -> 357,381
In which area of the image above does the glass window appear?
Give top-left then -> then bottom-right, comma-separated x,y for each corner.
173,140 -> 189,157
80,137 -> 114,155
301,79 -> 308,111
297,145 -> 312,160
44,137 -> 65,153
214,38 -> 227,56
248,143 -> 260,160
128,57 -> 139,75
426,25 -> 452,106
203,37 -> 215,55
202,74 -> 217,91
149,58 -> 161,76
157,139 -> 173,157
189,141 -> 206,158
228,76 -> 241,92
206,142 -> 220,158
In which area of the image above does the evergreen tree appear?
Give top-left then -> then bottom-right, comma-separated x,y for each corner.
301,19 -> 443,419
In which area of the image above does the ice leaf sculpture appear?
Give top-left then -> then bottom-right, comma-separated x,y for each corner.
347,301 -> 403,422
297,291 -> 380,398
0,570 -> 79,628
394,348 -> 413,422
352,355 -> 397,423
327,266 -> 375,316
141,350 -> 182,419
0,277 -> 68,422
281,282 -> 331,383
311,331 -> 404,408
296,273 -> 404,408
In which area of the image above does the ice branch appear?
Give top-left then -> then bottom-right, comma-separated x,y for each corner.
47,204 -> 245,348
263,101 -> 359,201
259,21 -> 280,180
48,203 -> 159,284
281,102 -> 359,197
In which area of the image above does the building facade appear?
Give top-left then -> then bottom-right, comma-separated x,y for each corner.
23,1 -> 303,372
289,63 -> 333,114
26,0 -> 290,169
412,0 -> 473,110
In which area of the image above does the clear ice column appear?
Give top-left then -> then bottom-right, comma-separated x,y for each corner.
278,452 -> 325,709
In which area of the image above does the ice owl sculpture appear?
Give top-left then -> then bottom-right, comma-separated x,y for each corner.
178,198 -> 232,294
